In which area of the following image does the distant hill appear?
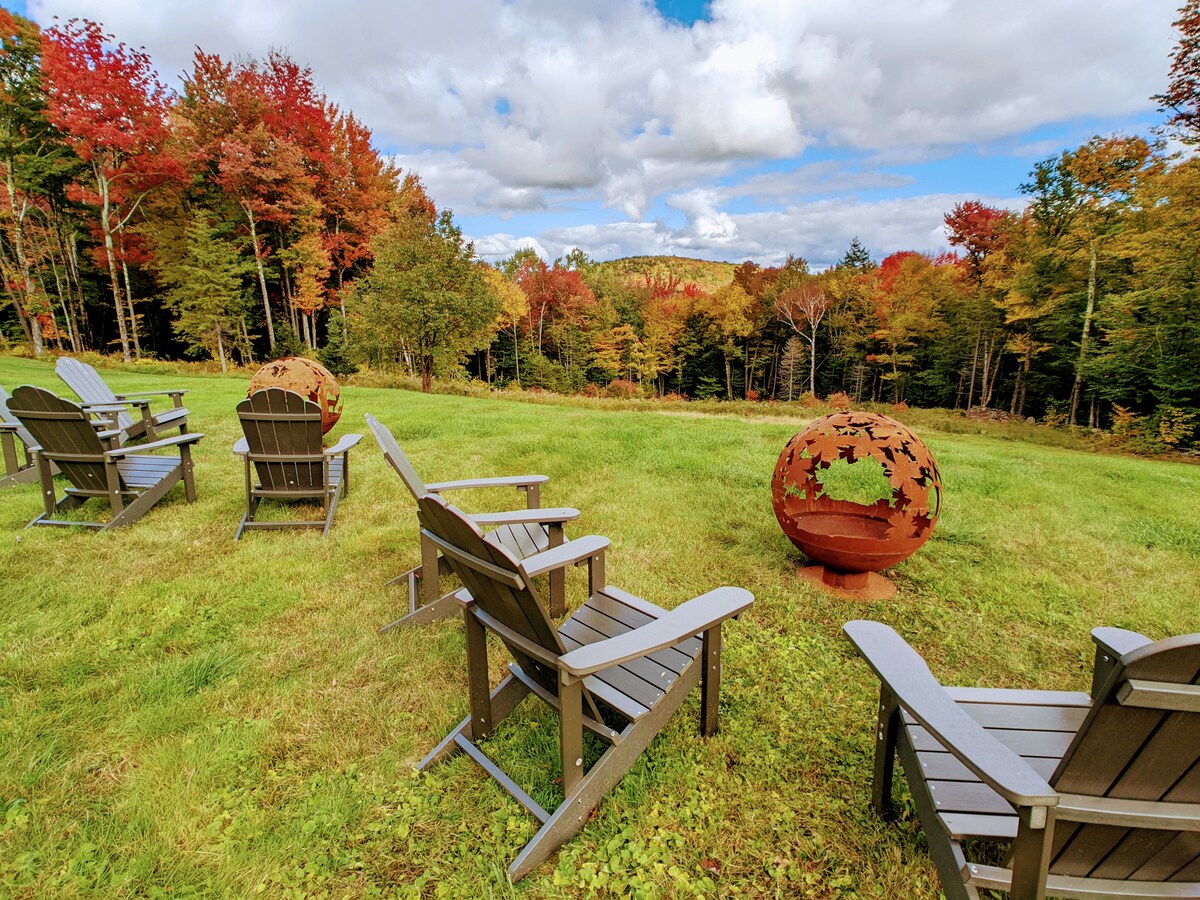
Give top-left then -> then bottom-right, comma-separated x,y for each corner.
592,256 -> 736,291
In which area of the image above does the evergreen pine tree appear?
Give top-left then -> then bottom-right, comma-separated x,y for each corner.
838,237 -> 875,270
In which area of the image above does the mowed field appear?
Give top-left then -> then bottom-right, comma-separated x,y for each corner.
1,355 -> 1198,898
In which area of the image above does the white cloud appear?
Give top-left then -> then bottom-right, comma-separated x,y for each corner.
28,0 -> 1173,259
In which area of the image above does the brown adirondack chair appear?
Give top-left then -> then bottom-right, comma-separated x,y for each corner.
365,413 -> 579,630
1,385 -> 57,488
8,385 -> 201,529
234,388 -> 362,539
416,493 -> 754,881
56,356 -> 189,442
844,620 -> 1200,899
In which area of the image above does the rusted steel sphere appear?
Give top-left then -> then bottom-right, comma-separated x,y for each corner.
772,411 -> 942,574
248,357 -> 343,434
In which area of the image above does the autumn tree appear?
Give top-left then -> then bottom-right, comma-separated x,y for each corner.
482,264 -> 527,384
775,279 -> 830,395
945,200 -> 1014,408
41,18 -> 177,361
0,10 -> 76,354
1021,136 -> 1158,424
348,209 -> 496,392
1155,0 -> 1200,142
697,282 -> 756,399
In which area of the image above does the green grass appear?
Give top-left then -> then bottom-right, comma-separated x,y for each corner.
1,354 -> 1197,898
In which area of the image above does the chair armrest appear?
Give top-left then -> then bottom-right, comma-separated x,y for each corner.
1091,627 -> 1152,660
1090,627 -> 1153,698
470,507 -> 580,526
87,398 -> 150,410
843,620 -> 1058,809
520,535 -> 609,578
116,389 -> 188,399
82,402 -> 134,414
324,433 -> 363,456
233,437 -> 249,456
559,587 -> 753,678
425,474 -> 549,493
0,422 -> 17,433
106,433 -> 203,457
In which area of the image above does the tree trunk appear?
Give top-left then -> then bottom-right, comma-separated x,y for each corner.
4,172 -> 44,355
1069,241 -> 1098,427
966,330 -> 980,409
245,208 -> 275,351
724,353 -> 733,400
96,166 -> 131,361
421,354 -> 433,392
215,323 -> 227,373
61,227 -> 90,349
120,254 -> 141,358
511,324 -> 520,385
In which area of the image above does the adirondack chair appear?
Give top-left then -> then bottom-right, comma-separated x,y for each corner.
7,385 -> 202,529
365,413 -> 579,630
1,385 -> 56,488
416,493 -> 754,881
844,620 -> 1200,900
234,388 -> 362,539
56,356 -> 189,442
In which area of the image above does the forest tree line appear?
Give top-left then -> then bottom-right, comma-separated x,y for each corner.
2,9 -> 1199,450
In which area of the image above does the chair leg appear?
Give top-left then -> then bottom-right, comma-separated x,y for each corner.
559,674 -> 584,797
321,487 -> 340,537
420,534 -> 441,605
418,674 -> 530,771
508,654 -> 704,882
466,607 -> 494,740
180,444 -> 197,503
872,685 -> 900,820
236,497 -> 260,540
700,624 -> 722,736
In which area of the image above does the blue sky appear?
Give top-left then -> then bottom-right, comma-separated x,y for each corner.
10,0 -> 1178,268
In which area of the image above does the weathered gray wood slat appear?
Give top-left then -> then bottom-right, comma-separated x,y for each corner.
903,703 -> 1088,732
908,724 -> 1075,759
563,602 -> 694,673
917,750 -> 1060,783
559,625 -> 683,696
414,492 -> 752,881
943,687 -> 1093,707
941,812 -> 1018,840
846,619 -> 1200,899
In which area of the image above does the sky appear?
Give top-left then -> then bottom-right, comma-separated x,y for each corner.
6,0 -> 1181,268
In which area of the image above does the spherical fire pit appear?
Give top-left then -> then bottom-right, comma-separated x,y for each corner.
772,411 -> 941,600
248,357 -> 343,434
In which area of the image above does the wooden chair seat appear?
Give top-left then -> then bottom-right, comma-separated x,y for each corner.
846,621 -> 1200,899
904,688 -> 1091,841
559,587 -> 702,721
365,413 -> 578,631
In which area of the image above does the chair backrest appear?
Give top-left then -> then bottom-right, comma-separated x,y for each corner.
0,386 -> 37,448
364,413 -> 427,500
56,357 -> 132,431
236,388 -> 326,493
417,494 -> 566,697
1046,633 -> 1200,882
8,385 -> 112,490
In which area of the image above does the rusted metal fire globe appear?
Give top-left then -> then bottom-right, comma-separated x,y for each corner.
248,357 -> 343,434
772,411 -> 941,596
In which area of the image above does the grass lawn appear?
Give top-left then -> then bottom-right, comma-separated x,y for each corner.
1,354 -> 1198,898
